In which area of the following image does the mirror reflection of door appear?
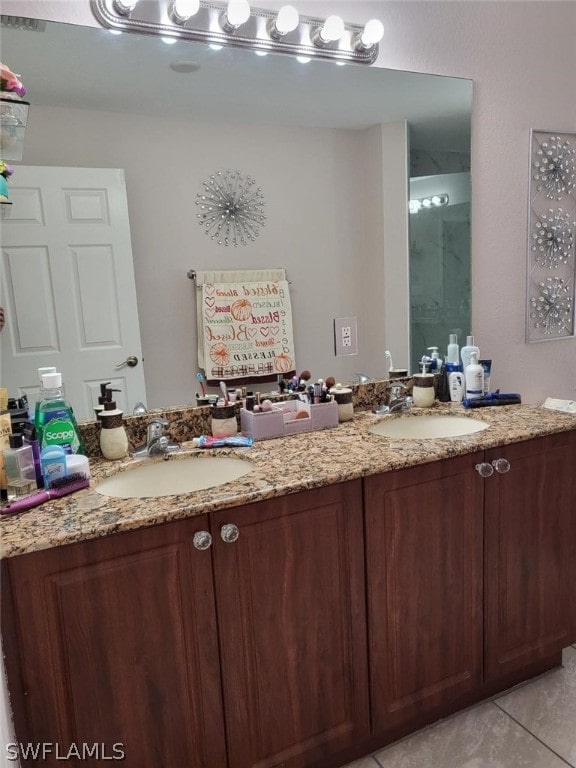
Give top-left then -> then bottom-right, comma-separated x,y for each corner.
0,166 -> 147,419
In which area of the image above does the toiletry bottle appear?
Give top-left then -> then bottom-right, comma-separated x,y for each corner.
40,444 -> 67,489
461,335 -> 480,371
448,371 -> 465,403
427,347 -> 442,372
34,366 -> 58,427
36,372 -> 85,455
94,382 -> 112,420
413,361 -> 436,408
464,351 -> 484,401
99,396 -> 129,460
21,422 -> 44,489
4,433 -> 37,500
446,334 -> 460,366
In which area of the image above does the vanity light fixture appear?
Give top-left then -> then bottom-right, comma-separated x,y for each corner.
113,0 -> 139,15
409,193 -> 449,214
169,0 -> 201,24
311,14 -> 345,46
353,19 -> 384,51
267,5 -> 299,40
91,0 -> 383,65
220,0 -> 251,33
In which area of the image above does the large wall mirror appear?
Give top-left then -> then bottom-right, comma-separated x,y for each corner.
0,12 -> 472,418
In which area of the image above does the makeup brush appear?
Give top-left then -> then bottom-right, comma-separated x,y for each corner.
1,473 -> 90,516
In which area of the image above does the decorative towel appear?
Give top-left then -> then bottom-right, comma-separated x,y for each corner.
196,269 -> 296,382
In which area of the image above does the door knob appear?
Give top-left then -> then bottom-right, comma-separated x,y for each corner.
115,355 -> 139,369
193,531 -> 213,550
220,523 -> 240,543
475,462 -> 494,477
492,458 -> 511,474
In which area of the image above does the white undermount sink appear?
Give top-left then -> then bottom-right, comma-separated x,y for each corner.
369,414 -> 489,439
95,455 -> 254,498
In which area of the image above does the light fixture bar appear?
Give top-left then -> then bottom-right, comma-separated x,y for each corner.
409,194 -> 450,214
91,0 -> 381,64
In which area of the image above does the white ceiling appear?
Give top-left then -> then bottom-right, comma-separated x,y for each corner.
0,18 -> 472,150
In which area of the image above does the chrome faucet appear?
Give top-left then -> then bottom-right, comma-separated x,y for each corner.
373,382 -> 413,415
132,418 -> 180,457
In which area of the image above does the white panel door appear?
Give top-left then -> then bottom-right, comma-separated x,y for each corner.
0,166 -> 146,420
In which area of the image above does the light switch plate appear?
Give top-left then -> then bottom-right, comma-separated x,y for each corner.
334,316 -> 358,356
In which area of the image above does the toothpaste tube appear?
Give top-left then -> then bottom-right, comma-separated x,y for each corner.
192,435 -> 254,448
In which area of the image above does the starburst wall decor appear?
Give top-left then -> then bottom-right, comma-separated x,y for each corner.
527,131 -> 576,342
196,169 -> 266,247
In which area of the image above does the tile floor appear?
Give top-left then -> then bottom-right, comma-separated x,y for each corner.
344,646 -> 576,768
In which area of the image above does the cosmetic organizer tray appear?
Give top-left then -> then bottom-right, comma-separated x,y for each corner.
240,399 -> 339,441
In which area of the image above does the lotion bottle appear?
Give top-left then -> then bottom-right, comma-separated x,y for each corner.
446,334 -> 460,365
461,335 -> 480,370
464,351 -> 484,401
99,397 -> 129,460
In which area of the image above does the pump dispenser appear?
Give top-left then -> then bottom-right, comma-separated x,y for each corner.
99,389 -> 129,460
461,336 -> 480,370
464,351 -> 484,400
427,347 -> 442,372
94,382 -> 112,420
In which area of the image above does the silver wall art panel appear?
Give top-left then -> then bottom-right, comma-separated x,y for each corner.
526,130 -> 576,342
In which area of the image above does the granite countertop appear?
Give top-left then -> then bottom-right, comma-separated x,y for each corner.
2,403 -> 575,559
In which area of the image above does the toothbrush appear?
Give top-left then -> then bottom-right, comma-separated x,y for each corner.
1,473 -> 90,515
197,371 -> 207,397
219,380 -> 229,405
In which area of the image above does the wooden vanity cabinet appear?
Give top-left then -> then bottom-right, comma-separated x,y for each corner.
364,451 -> 485,735
2,480 -> 369,768
484,430 -> 576,680
211,480 -> 369,768
1,514 -> 226,768
364,430 -> 576,739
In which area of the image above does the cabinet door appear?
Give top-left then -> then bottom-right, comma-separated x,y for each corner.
484,431 -> 576,680
212,481 -> 369,768
365,453 -> 484,734
2,516 -> 226,768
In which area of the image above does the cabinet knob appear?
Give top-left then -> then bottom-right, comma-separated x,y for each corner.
220,523 -> 240,543
492,458 -> 511,474
193,531 -> 213,550
475,462 -> 494,477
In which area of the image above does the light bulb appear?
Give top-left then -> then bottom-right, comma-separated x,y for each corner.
162,36 -> 177,45
171,0 -> 200,22
255,50 -> 268,56
360,19 -> 384,47
320,15 -> 345,43
113,0 -> 138,14
276,5 -> 299,35
422,198 -> 432,208
226,0 -> 250,27
431,195 -> 441,206
296,56 -> 311,64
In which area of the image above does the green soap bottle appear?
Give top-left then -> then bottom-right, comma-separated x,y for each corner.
35,372 -> 85,455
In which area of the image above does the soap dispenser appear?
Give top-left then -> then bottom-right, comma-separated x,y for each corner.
99,391 -> 129,460
94,382 -> 112,420
412,358 -> 436,408
461,336 -> 480,371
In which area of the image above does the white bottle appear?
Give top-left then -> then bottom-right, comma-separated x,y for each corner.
461,335 -> 480,370
448,372 -> 465,403
99,399 -> 129,460
446,334 -> 460,365
427,347 -> 442,372
464,351 -> 484,400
